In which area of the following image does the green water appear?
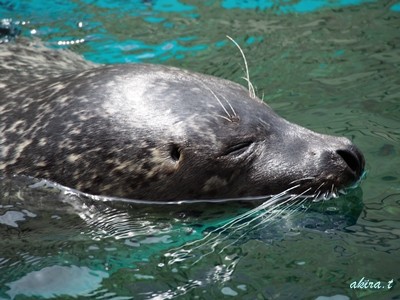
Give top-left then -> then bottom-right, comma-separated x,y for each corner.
1,1 -> 400,299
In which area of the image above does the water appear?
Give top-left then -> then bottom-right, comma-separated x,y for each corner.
1,0 -> 400,299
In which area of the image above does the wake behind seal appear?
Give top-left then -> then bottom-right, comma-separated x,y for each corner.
0,41 -> 365,201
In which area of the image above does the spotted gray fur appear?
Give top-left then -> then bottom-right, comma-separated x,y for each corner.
0,40 -> 365,201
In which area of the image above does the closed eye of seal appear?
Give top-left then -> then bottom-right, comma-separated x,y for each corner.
223,141 -> 253,157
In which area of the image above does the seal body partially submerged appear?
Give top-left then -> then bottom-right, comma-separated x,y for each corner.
0,41 -> 364,201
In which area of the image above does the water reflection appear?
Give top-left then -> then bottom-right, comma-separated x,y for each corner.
0,175 -> 364,298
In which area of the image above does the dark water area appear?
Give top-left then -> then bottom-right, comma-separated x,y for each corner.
1,0 -> 400,299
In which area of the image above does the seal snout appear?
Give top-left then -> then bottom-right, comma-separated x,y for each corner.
300,135 -> 366,196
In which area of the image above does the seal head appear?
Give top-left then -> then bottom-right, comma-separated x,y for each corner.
0,49 -> 364,201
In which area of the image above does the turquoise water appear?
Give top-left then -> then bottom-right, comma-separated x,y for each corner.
1,0 -> 400,299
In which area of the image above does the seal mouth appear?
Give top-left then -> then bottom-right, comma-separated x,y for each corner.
288,169 -> 367,202
291,143 -> 366,201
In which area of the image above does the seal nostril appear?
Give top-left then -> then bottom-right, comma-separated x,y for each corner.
170,145 -> 181,162
336,149 -> 361,175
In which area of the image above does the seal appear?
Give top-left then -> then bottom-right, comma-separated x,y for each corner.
0,40 -> 365,201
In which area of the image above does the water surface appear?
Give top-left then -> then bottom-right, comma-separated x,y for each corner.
0,1 -> 399,299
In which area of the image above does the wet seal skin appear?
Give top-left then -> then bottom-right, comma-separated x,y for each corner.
0,40 -> 365,201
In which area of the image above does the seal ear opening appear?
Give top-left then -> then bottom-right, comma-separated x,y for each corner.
170,144 -> 181,162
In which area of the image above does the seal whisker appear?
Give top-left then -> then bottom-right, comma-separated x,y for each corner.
166,179 -> 354,266
187,187 -> 304,256
195,78 -> 234,120
166,187 -> 300,264
206,86 -> 231,118
289,176 -> 315,185
226,35 -> 256,99
218,192 -> 312,254
244,192 -> 312,231
315,182 -> 325,193
240,76 -> 256,99
219,93 -> 237,117
312,181 -> 340,202
314,190 -> 321,201
217,114 -> 234,122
